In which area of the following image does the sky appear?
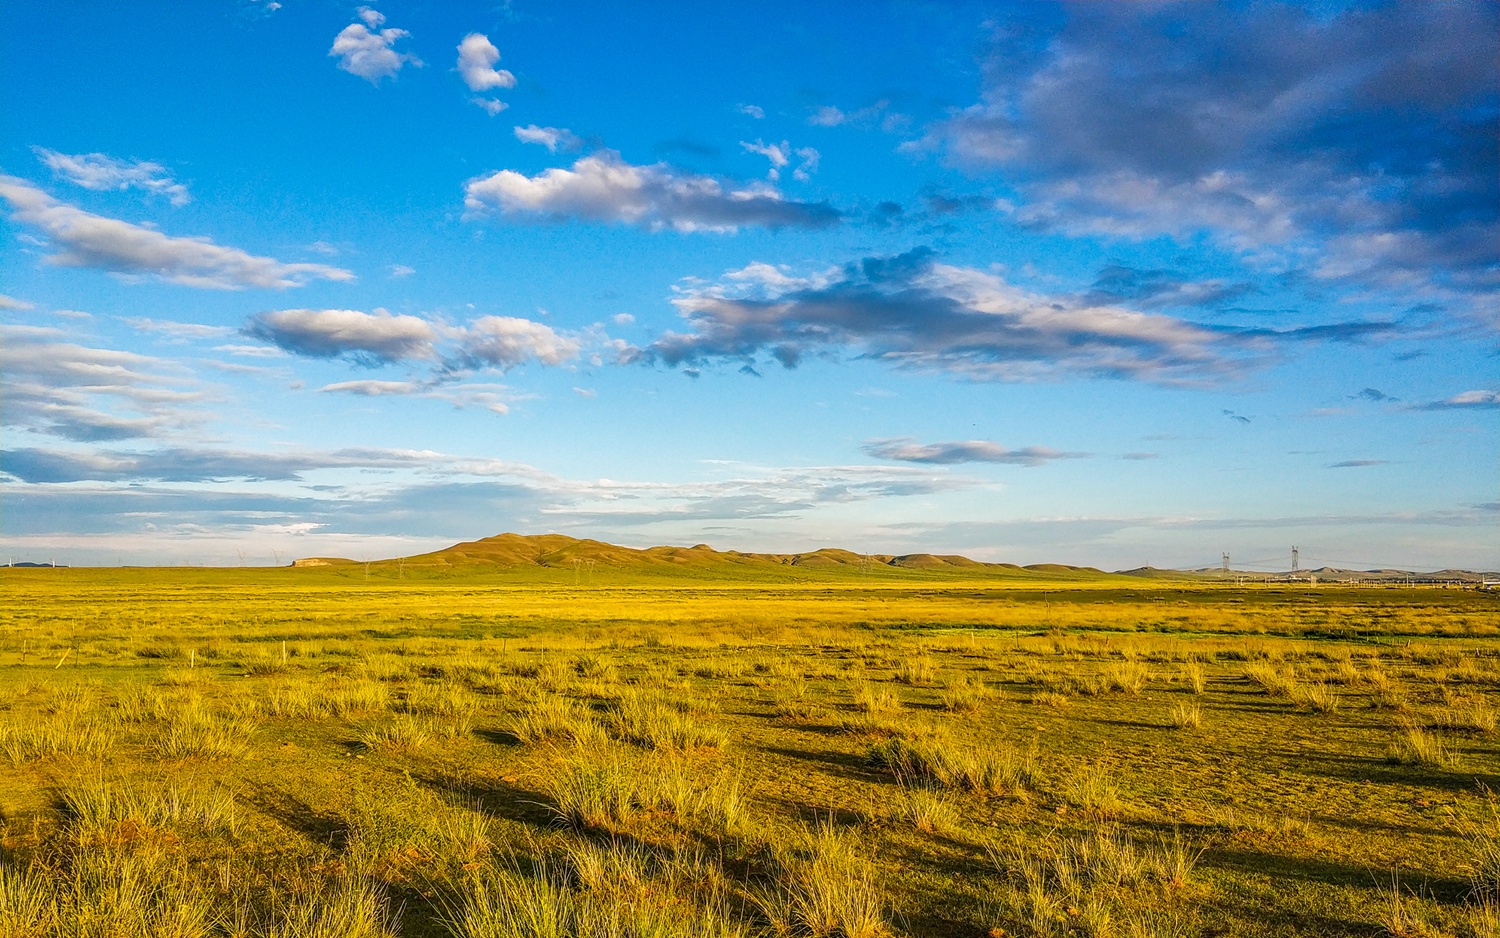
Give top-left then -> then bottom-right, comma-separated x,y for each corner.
1,1 -> 1496,571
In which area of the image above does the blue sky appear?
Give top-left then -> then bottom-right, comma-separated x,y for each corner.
1,0 -> 1495,570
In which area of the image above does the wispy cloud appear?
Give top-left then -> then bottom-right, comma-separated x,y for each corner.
642,248 -> 1387,385
864,438 -> 1087,466
463,150 -> 841,233
1,326 -> 205,442
0,178 -> 353,289
330,7 -> 421,84
123,318 -> 236,341
34,148 -> 190,206
1409,389 -> 1500,411
1329,459 -> 1388,468
513,125 -> 582,152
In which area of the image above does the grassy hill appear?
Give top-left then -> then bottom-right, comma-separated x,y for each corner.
293,532 -> 1122,583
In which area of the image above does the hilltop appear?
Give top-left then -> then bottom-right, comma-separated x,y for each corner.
291,532 -> 1116,580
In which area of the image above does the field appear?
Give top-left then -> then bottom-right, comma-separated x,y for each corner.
0,560 -> 1496,938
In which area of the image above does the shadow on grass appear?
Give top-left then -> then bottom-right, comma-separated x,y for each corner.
244,782 -> 349,850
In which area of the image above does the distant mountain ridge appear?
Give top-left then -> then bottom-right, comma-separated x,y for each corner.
292,533 -> 1496,581
296,532 -> 1091,574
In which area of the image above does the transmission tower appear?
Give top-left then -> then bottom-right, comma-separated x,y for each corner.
1221,553 -> 1230,577
1291,546 -> 1299,573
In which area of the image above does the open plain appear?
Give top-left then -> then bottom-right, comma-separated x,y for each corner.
0,540 -> 1496,938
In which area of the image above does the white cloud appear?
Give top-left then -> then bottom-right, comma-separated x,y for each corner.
452,315 -> 581,369
864,438 -> 1088,466
463,150 -> 841,233
740,139 -> 789,180
320,379 -> 423,396
0,294 -> 35,311
34,148 -> 190,206
245,308 -> 437,363
0,326 -> 205,441
123,318 -> 235,340
513,124 -> 582,152
646,249 -> 1389,385
212,344 -> 286,358
737,104 -> 765,119
472,97 -> 508,116
792,147 -> 820,182
389,264 -> 416,277
0,177 -> 354,289
456,32 -> 515,91
572,386 -> 597,398
808,106 -> 845,127
330,7 -> 421,84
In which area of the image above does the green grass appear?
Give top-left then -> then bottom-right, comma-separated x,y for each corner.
0,565 -> 1495,937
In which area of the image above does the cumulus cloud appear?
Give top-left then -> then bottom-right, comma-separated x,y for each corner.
0,326 -> 204,442
456,32 -> 514,90
244,308 -> 437,364
463,150 -> 841,233
643,248 -> 1388,385
0,177 -> 353,289
34,148 -> 190,206
1410,390 -> 1500,411
864,438 -> 1087,466
737,104 -> 764,119
513,125 -> 582,152
330,7 -> 421,84
243,308 -> 601,376
918,3 -> 1499,298
449,316 -> 581,369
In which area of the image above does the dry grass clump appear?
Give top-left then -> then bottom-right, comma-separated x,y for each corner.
1103,661 -> 1150,696
509,694 -> 606,745
358,714 -> 435,752
894,656 -> 936,686
988,827 -> 1201,937
446,842 -> 745,938
891,778 -> 959,834
547,747 -> 745,836
0,715 -> 115,764
153,702 -> 257,759
1031,690 -> 1070,710
63,778 -> 239,838
867,736 -> 1038,796
607,691 -> 728,751
1179,662 -> 1207,695
268,677 -> 389,719
1063,761 -> 1125,818
250,875 -> 397,938
1289,682 -> 1341,714
1169,701 -> 1203,729
751,819 -> 890,938
853,682 -> 902,716
1244,661 -> 1299,698
939,675 -> 993,713
1433,696 -> 1498,736
1386,722 -> 1456,767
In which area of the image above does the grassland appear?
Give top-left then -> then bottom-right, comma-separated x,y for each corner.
0,559 -> 1496,937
